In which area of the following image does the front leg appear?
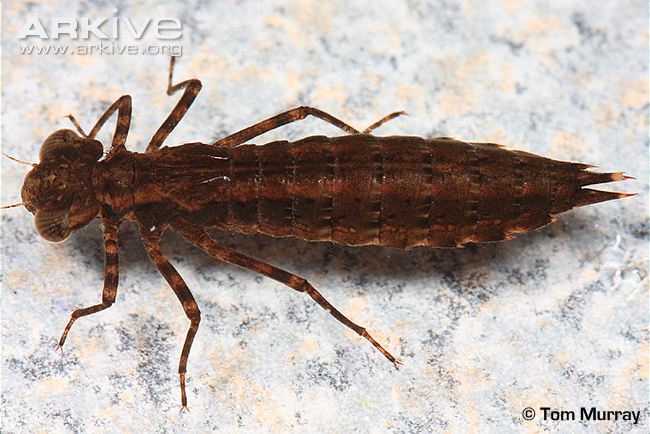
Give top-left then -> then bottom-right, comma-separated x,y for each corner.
57,219 -> 120,349
67,95 -> 132,156
140,228 -> 201,412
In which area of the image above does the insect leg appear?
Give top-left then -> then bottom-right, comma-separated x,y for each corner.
146,56 -> 203,153
57,219 -> 120,350
81,95 -> 133,155
362,111 -> 407,134
174,225 -> 401,368
141,229 -> 201,412
213,106 -> 362,148
66,114 -> 89,137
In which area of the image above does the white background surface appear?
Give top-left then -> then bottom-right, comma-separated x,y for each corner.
2,1 -> 648,432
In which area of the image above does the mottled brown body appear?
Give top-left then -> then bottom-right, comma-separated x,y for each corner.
7,57 -> 632,411
94,135 -> 627,251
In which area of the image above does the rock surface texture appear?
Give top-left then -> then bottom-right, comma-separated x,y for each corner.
1,1 -> 647,432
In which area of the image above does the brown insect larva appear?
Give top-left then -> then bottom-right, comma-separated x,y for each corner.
2,57 -> 634,411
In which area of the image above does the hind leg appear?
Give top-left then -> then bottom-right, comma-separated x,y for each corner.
174,224 -> 401,368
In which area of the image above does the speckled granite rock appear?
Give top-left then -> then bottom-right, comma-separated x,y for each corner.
1,1 -> 647,433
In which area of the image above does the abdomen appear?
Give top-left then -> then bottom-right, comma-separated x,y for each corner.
161,136 -> 625,249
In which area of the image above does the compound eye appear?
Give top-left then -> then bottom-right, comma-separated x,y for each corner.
39,129 -> 80,161
35,207 -> 72,242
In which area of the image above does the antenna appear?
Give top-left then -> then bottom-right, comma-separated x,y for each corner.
2,152 -> 35,167
0,202 -> 24,209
